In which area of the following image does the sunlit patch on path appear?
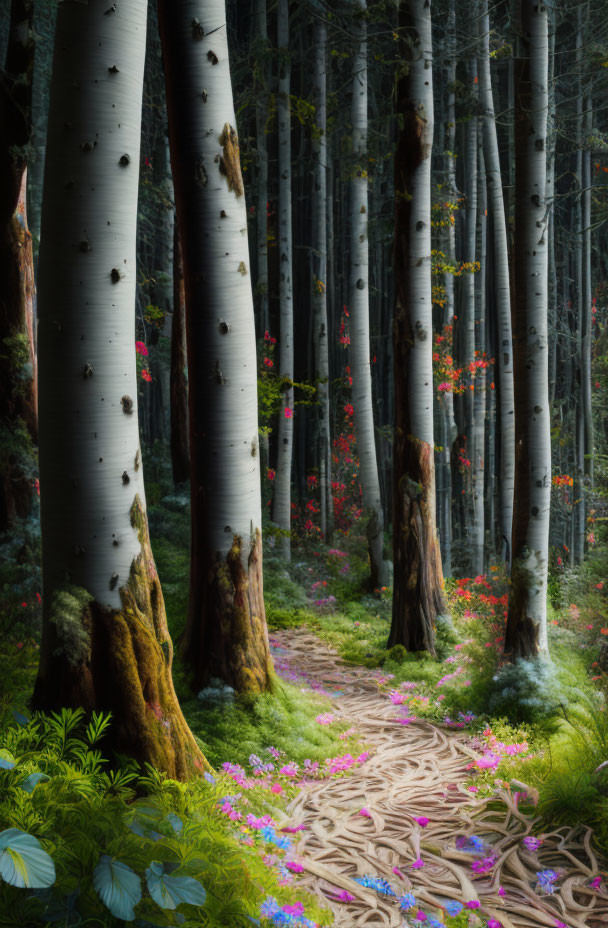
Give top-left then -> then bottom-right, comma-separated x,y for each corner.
272,630 -> 608,928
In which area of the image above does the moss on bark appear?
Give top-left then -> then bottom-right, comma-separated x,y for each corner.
33,495 -> 209,779
181,529 -> 272,695
389,436 -> 444,656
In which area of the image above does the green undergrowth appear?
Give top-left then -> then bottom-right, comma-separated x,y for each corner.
150,503 -> 362,770
0,708 -> 331,927
177,675 -> 358,770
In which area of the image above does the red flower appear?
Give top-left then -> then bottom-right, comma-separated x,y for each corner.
284,407 -> 293,418
141,369 -> 152,382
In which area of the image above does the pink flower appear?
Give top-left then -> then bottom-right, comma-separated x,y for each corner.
283,902 -> 304,916
135,340 -> 148,356
270,783 -> 283,794
413,816 -> 429,828
284,407 -> 293,418
498,886 -> 506,896
286,861 -> 304,873
315,713 -> 334,725
466,900 -> 480,909
392,866 -> 405,879
411,858 -> 425,870
358,808 -> 371,818
488,920 -> 502,928
337,891 -> 354,902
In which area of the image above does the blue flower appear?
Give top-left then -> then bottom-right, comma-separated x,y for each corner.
261,826 -> 276,842
427,918 -> 444,928
204,771 -> 216,784
399,892 -> 416,910
444,900 -> 463,916
353,875 -> 395,895
272,835 -> 292,851
260,897 -> 279,918
536,869 -> 559,894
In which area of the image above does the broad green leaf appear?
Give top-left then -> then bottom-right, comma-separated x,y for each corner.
0,828 -> 56,888
20,772 -> 50,793
0,749 -> 16,770
164,813 -> 183,834
145,861 -> 206,910
93,855 -> 141,921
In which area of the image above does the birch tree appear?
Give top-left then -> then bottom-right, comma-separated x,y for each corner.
32,0 -> 206,778
505,0 -> 550,659
349,0 -> 387,588
170,227 -> 189,485
255,0 -> 269,336
159,0 -> 272,694
389,0 -> 445,656
312,20 -> 332,542
479,0 -> 515,565
0,0 -> 37,532
272,0 -> 294,561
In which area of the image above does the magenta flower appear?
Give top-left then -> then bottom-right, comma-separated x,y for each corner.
358,808 -> 371,818
413,816 -> 429,828
466,900 -> 480,909
285,861 -> 304,873
337,891 -> 354,902
411,858 -> 425,870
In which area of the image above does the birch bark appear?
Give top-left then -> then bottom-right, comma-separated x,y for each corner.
33,0 -> 206,778
472,141 -> 486,576
479,0 -> 515,565
505,0 -> 550,659
272,0 -> 294,560
312,21 -> 332,543
159,0 -> 272,694
170,226 -> 189,485
255,0 -> 269,336
389,0 -> 445,656
349,0 -> 387,588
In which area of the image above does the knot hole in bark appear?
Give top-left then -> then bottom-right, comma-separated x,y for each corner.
121,395 -> 133,415
218,321 -> 230,335
192,18 -> 205,39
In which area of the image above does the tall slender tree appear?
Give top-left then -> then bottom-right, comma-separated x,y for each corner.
272,0 -> 294,561
254,0 -> 270,336
32,0 -> 206,778
479,0 -> 515,565
312,20 -> 332,543
170,226 -> 189,485
349,0 -> 387,588
505,0 -> 550,658
389,0 -> 445,656
159,0 -> 272,694
0,0 -> 37,532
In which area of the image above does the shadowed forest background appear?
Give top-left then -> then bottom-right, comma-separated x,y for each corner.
2,1 -> 608,926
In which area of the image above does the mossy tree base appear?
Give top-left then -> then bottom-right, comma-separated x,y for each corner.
33,496 -> 209,779
504,556 -> 543,659
181,530 -> 272,695
389,437 -> 445,657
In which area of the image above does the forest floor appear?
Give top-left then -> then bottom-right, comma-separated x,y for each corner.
272,629 -> 608,928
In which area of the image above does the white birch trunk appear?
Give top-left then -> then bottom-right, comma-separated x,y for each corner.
312,21 -> 332,542
160,0 -> 271,693
462,61 -> 478,560
255,0 -> 269,335
479,0 -> 515,566
349,0 -> 387,588
506,0 -> 550,658
472,141 -> 486,576
34,0 -> 205,776
272,0 -> 294,560
390,0 -> 444,655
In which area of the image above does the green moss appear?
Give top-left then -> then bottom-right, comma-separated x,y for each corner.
176,673 -> 353,770
48,585 -> 94,667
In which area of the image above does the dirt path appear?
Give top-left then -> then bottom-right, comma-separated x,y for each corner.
271,629 -> 608,928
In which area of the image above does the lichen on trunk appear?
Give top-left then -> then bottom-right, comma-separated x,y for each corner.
33,496 -> 209,779
181,529 -> 272,695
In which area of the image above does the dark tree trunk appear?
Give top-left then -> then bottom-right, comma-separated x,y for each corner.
0,0 -> 37,532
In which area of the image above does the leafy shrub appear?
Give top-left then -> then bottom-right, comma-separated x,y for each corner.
0,708 -> 330,927
488,657 -> 565,725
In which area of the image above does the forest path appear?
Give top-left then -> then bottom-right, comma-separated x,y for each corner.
272,629 -> 607,928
